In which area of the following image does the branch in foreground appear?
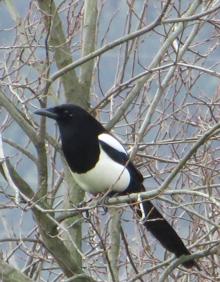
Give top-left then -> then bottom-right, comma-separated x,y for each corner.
0,91 -> 37,145
47,0 -> 220,85
80,0 -> 98,98
0,155 -> 95,281
46,0 -> 171,88
130,15 -> 201,159
37,0 -> 82,103
129,243 -> 219,282
107,0 -> 201,129
0,259 -> 33,282
106,120 -> 220,205
158,244 -> 220,282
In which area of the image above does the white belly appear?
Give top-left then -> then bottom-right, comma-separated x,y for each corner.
72,147 -> 130,194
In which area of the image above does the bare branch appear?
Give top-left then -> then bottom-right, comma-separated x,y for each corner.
159,244 -> 219,282
107,0 -> 202,128
80,0 -> 98,102
48,0 -> 172,86
0,259 -> 34,282
0,91 -> 38,145
37,0 -> 82,103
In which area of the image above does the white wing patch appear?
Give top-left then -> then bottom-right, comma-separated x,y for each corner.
98,133 -> 127,154
72,145 -> 130,193
72,133 -> 130,194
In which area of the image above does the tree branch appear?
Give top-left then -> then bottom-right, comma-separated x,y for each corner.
107,0 -> 202,129
130,16 -> 202,159
43,0 -> 220,88
80,0 -> 98,105
37,0 -> 82,103
159,244 -> 219,282
107,208 -> 121,282
0,149 -> 94,281
47,0 -> 171,87
0,259 -> 34,282
0,90 -> 38,145
107,120 -> 220,205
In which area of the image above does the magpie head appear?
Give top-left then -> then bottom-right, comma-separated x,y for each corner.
35,103 -> 105,138
34,104 -> 88,123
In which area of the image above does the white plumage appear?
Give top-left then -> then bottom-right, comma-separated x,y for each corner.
98,133 -> 127,154
72,133 -> 130,194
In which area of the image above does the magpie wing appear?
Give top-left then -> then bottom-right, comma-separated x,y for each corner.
98,133 -> 143,188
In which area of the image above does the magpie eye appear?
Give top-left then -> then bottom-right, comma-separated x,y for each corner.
64,110 -> 73,117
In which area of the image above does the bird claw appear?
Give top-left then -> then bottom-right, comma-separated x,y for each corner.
72,194 -> 110,215
76,199 -> 92,209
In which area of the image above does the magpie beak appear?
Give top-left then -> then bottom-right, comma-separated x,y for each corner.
34,108 -> 58,120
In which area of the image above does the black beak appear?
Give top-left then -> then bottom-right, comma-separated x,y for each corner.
34,108 -> 58,120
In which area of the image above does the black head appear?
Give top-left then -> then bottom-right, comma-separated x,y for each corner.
34,103 -> 105,136
34,104 -> 89,122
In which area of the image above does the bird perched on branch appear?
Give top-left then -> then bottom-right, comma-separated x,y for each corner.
35,103 -> 198,269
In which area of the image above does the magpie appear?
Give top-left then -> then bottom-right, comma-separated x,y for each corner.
35,103 -> 197,268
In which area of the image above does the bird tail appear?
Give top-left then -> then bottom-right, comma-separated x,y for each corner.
133,185 -> 198,269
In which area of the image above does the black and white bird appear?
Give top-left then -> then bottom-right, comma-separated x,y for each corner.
35,103 -> 197,268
